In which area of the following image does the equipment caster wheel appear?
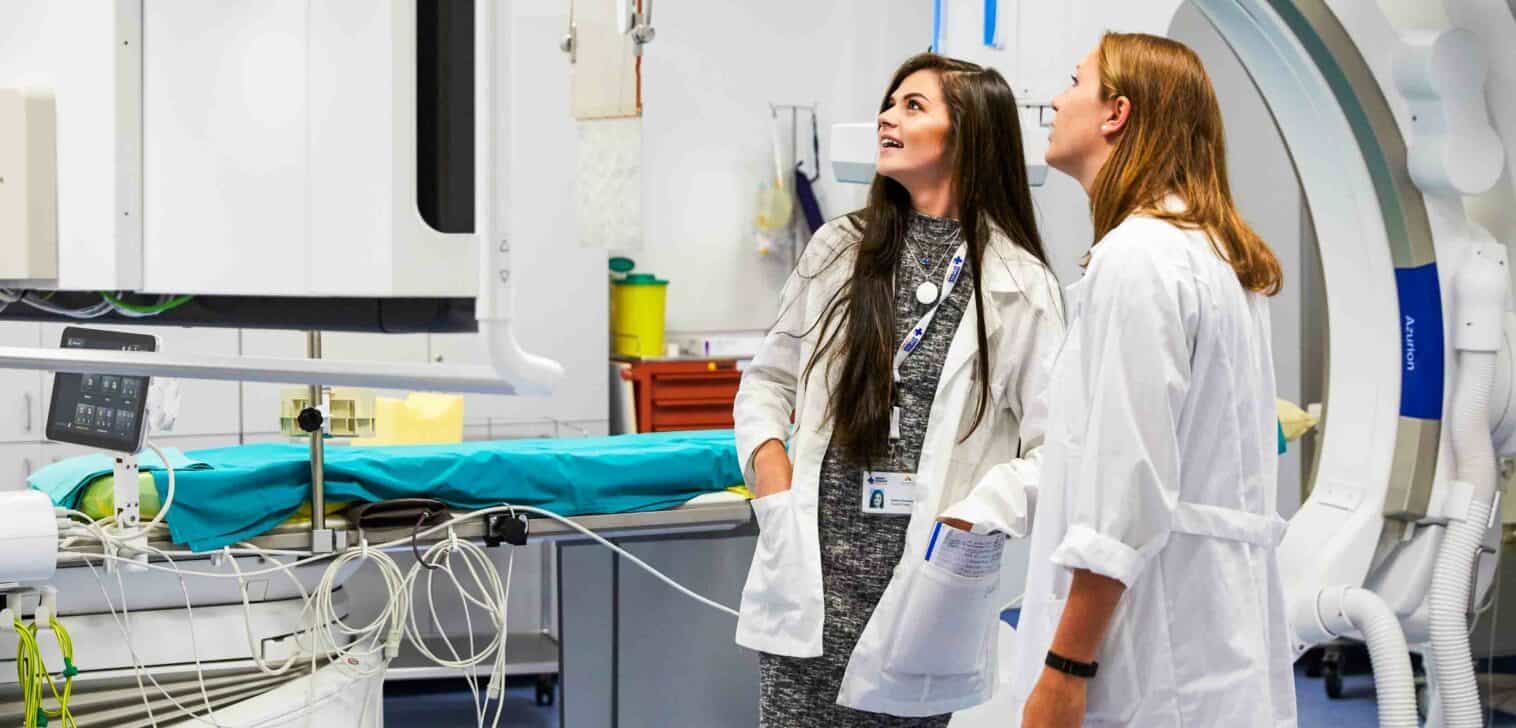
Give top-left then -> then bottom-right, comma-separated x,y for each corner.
535,675 -> 557,706
1321,647 -> 1344,699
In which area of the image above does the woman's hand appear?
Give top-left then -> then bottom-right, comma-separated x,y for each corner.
1021,667 -> 1088,728
752,439 -> 793,499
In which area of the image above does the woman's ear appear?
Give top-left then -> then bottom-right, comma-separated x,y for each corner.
1101,96 -> 1131,140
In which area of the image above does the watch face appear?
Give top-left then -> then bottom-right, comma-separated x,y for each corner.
46,327 -> 157,454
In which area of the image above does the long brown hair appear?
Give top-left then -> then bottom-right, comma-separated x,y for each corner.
1089,32 -> 1282,295
800,53 -> 1047,465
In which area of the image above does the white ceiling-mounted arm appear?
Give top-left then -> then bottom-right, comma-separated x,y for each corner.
475,0 -> 564,397
1394,28 -> 1505,197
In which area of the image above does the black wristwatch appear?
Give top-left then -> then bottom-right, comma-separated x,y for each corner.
1045,650 -> 1099,678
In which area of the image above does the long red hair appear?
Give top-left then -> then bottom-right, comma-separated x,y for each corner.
1090,32 -> 1282,295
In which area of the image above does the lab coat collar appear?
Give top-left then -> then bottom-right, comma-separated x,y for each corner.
979,227 -> 1037,294
1079,194 -> 1192,268
938,226 -> 1037,385
1159,192 -> 1189,214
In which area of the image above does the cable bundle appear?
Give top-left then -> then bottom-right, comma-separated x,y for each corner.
51,479 -> 740,727
10,610 -> 79,728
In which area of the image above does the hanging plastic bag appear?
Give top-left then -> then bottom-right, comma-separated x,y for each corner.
754,113 -> 794,255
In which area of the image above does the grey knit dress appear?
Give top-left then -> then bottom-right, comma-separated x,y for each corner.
758,212 -> 969,727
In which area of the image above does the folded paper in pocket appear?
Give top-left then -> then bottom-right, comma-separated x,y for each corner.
925,521 -> 1006,579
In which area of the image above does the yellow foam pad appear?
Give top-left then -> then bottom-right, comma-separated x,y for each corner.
352,393 -> 465,446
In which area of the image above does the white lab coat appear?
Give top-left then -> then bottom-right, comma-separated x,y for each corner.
1006,212 -> 1297,727
733,218 -> 1065,716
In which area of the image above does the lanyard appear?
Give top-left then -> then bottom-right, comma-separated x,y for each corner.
892,243 -> 967,382
888,243 -> 967,439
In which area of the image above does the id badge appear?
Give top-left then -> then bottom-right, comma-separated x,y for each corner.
861,471 -> 916,515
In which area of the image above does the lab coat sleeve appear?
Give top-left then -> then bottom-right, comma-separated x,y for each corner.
940,268 -> 1066,537
732,224 -> 845,487
1049,238 -> 1193,588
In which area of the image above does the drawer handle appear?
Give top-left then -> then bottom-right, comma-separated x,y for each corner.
652,373 -> 741,384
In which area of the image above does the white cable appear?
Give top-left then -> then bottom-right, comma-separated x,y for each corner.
61,504 -> 739,619
71,502 -> 741,617
103,300 -> 161,318
16,293 -> 114,319
104,294 -> 175,319
127,543 -> 225,726
311,540 -> 408,680
226,547 -> 315,677
66,521 -> 316,728
491,548 -> 513,728
402,536 -> 508,669
61,498 -> 734,712
1486,560 -> 1502,727
73,522 -> 299,728
81,558 -> 159,727
416,540 -> 510,728
416,545 -> 483,722
57,501 -> 739,728
141,441 -> 177,539
512,505 -> 742,618
84,525 -> 228,726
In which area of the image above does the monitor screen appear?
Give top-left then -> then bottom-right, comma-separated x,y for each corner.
45,327 -> 157,454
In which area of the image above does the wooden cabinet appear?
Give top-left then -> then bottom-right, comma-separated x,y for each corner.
618,358 -> 741,433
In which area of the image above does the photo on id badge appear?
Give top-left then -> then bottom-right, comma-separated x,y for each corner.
862,471 -> 915,515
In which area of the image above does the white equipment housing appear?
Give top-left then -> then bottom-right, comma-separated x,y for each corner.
0,0 -> 564,396
0,491 -> 58,585
141,1 -> 473,298
0,1 -> 472,297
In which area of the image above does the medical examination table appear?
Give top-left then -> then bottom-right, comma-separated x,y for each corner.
5,431 -> 764,727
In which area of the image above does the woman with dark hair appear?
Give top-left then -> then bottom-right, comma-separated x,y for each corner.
732,53 -> 1064,725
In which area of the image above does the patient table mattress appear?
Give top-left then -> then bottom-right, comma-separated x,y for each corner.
31,430 -> 745,552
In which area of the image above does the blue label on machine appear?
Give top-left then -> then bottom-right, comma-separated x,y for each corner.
1395,263 -> 1443,420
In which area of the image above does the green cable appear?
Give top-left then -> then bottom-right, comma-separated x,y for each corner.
15,618 -> 42,728
99,292 -> 195,315
46,617 -> 77,728
13,616 -> 79,728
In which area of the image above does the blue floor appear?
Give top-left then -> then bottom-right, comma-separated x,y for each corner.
1293,665 -> 1516,727
383,668 -> 1516,727
383,678 -> 558,728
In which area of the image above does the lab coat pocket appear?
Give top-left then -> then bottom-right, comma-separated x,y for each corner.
744,490 -> 802,611
883,560 -> 1000,676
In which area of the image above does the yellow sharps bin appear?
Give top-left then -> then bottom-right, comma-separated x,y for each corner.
609,259 -> 669,358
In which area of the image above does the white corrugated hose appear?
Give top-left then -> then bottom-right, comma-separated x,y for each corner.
1432,348 -> 1499,727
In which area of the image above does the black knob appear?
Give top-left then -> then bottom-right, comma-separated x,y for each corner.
297,407 -> 324,433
